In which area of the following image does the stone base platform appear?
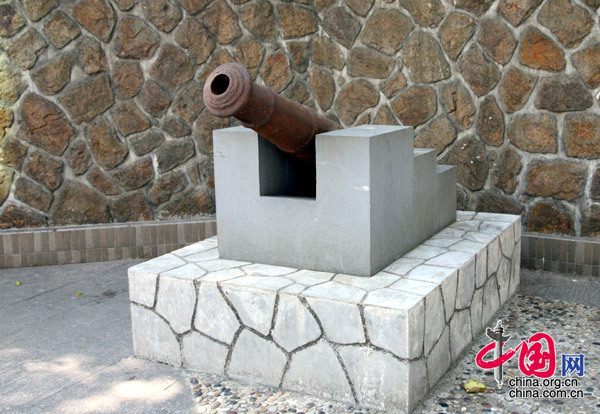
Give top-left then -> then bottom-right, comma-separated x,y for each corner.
128,212 -> 521,413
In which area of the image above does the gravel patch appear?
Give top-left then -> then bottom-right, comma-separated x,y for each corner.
187,294 -> 600,414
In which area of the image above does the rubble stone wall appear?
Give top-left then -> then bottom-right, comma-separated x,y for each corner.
0,0 -> 599,237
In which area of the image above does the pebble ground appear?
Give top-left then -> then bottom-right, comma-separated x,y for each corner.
187,293 -> 600,414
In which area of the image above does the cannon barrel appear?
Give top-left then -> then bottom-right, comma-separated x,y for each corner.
202,63 -> 339,162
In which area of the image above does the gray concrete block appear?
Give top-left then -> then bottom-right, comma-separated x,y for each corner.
213,125 -> 456,276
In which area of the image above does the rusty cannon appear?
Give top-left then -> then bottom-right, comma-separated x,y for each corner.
202,62 -> 339,162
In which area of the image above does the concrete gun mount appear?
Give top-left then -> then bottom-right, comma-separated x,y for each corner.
213,124 -> 457,277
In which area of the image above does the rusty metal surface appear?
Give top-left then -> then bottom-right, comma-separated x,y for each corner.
203,63 -> 340,162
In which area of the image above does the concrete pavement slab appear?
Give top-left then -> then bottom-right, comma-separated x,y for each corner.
0,259 -> 195,414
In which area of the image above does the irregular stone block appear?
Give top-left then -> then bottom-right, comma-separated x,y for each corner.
283,340 -> 353,401
129,254 -> 185,307
229,330 -> 286,386
202,1 -> 241,44
364,290 -> 424,359
470,287 -> 484,339
195,282 -> 239,344
272,294 -> 321,352
526,160 -> 587,201
450,308 -> 472,361
44,11 -> 81,49
222,284 -> 276,336
322,6 -> 360,48
131,304 -> 181,366
426,326 -> 451,386
535,76 -> 593,112
72,0 -> 116,42
239,0 -> 276,42
18,93 -> 75,155
439,12 -> 475,59
59,74 -> 114,124
403,31 -> 450,83
306,298 -> 364,344
455,256 -> 475,309
182,332 -> 228,375
538,0 -> 593,48
519,28 -> 565,71
156,276 -> 196,333
339,346 -> 408,410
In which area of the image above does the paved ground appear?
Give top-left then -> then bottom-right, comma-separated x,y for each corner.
0,259 -> 194,414
0,261 -> 598,413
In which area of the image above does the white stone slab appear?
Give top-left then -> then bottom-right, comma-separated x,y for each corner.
487,238 -> 501,276
131,304 -> 181,366
426,251 -> 473,269
424,287 -> 445,355
307,298 -> 365,344
229,329 -> 287,387
431,227 -> 465,239
225,275 -> 292,291
280,283 -> 307,295
201,268 -> 245,282
160,263 -> 206,280
455,256 -> 475,309
156,276 -> 196,334
426,326 -> 450,386
128,254 -> 186,307
363,288 -> 423,309
470,287 -> 483,339
171,240 -> 216,257
482,276 -> 500,328
334,272 -> 399,291
404,245 -> 447,260
186,248 -> 219,262
242,263 -> 297,277
475,249 -> 487,289
480,221 -> 511,234
272,294 -> 321,352
222,285 -> 276,335
474,212 -> 520,222
424,237 -> 462,247
303,281 -> 365,303
182,332 -> 228,375
286,269 -> 335,286
450,240 -> 487,254
450,220 -> 481,232
497,256 -> 512,305
364,300 -> 424,359
198,259 -> 250,272
450,308 -> 472,361
283,341 -> 353,402
500,224 -> 515,258
194,283 -> 239,344
463,231 -> 497,244
339,346 -> 408,410
389,279 -> 438,296
384,257 -> 424,276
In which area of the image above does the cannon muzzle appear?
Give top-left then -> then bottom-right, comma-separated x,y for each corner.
203,63 -> 339,162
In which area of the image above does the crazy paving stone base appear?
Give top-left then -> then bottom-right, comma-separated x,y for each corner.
128,211 -> 521,413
